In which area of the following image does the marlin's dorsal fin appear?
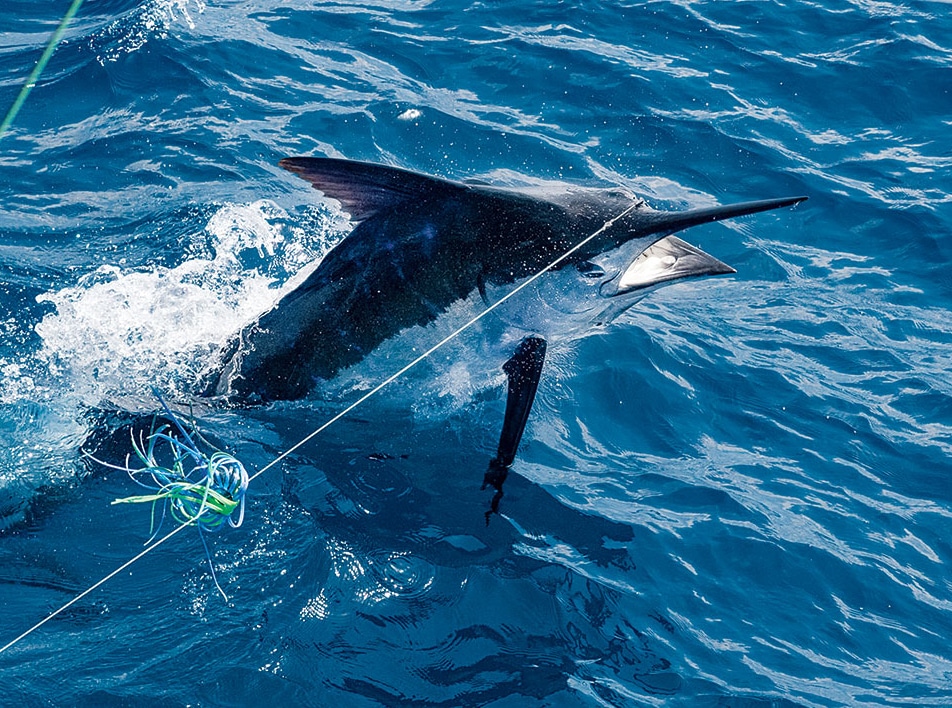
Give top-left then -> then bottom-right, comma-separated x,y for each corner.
279,157 -> 466,222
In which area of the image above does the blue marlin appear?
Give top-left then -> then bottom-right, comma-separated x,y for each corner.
206,158 -> 805,508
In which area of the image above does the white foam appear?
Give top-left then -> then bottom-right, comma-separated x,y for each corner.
33,199 -> 345,406
95,0 -> 207,63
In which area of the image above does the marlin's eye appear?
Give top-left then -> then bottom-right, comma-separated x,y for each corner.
575,261 -> 605,279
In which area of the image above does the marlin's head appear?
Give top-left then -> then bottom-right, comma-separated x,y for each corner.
583,193 -> 807,297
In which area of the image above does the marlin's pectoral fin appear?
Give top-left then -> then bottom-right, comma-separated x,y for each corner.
483,336 -> 547,521
496,336 -> 547,468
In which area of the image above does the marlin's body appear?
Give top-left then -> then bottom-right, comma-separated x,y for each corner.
210,158 -> 805,403
208,158 -> 804,513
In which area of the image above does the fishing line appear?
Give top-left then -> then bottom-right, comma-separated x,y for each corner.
0,522 -> 190,655
0,201 -> 637,655
99,389 -> 249,600
0,0 -> 86,141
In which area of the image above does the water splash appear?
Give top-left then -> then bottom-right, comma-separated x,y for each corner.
34,199 -> 343,405
93,0 -> 207,64
0,200 -> 342,528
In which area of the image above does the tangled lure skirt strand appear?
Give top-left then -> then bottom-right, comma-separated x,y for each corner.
98,391 -> 249,599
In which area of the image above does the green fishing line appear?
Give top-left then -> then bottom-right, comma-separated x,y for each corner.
0,0 -> 86,141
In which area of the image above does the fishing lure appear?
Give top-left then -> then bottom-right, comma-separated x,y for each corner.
102,389 -> 248,600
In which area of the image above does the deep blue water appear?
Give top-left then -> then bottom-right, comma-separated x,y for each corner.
1,0 -> 951,705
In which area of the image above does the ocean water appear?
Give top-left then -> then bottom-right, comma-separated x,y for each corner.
1,0 -> 950,705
